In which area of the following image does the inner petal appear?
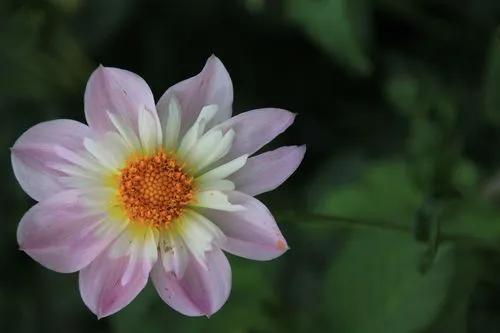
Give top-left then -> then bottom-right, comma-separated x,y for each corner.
117,151 -> 194,227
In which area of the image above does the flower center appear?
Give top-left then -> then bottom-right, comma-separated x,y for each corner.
118,151 -> 194,227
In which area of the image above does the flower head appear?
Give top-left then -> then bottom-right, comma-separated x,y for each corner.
11,56 -> 305,318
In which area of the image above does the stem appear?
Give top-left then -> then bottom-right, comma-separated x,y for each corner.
278,211 -> 411,233
277,211 -> 500,251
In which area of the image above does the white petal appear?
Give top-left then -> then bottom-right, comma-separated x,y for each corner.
53,146 -> 103,174
122,227 -> 159,285
101,132 -> 130,164
195,129 -> 235,174
153,110 -> 163,148
185,130 -> 223,170
105,226 -> 158,285
83,137 -> 124,171
177,122 -> 201,159
196,155 -> 248,182
58,175 -> 105,189
163,96 -> 182,150
83,132 -> 130,171
197,179 -> 235,191
159,230 -> 189,278
79,187 -> 117,213
107,111 -> 141,151
47,162 -> 99,180
196,105 -> 219,134
176,210 -> 225,267
191,190 -> 244,211
177,105 -> 218,159
138,108 -> 161,154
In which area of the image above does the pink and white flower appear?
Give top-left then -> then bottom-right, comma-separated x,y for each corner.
11,56 -> 305,318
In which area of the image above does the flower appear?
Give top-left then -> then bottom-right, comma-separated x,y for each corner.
11,55 -> 305,318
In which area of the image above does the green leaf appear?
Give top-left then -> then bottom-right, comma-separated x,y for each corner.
316,160 -> 465,332
424,249 -> 479,333
316,160 -> 423,224
324,231 -> 455,333
286,0 -> 372,76
440,198 -> 500,247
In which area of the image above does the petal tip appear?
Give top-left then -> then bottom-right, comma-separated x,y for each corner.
297,145 -> 307,161
95,303 -> 115,319
269,108 -> 297,129
287,110 -> 297,122
276,239 -> 289,252
91,64 -> 120,83
94,64 -> 107,77
206,54 -> 222,65
96,311 -> 110,320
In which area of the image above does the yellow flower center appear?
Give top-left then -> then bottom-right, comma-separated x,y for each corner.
118,151 -> 194,227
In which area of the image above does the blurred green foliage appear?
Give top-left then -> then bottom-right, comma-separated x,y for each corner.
287,0 -> 372,75
325,231 -> 455,333
3,0 -> 500,332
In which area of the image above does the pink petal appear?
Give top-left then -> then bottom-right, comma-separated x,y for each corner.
17,190 -> 123,273
156,55 -> 233,135
79,228 -> 157,318
215,108 -> 296,162
84,66 -> 156,134
201,191 -> 288,261
229,145 -> 306,196
11,119 -> 91,201
151,249 -> 231,317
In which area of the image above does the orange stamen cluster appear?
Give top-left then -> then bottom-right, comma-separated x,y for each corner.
118,151 -> 194,227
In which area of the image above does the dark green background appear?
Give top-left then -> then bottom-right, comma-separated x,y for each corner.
3,0 -> 500,332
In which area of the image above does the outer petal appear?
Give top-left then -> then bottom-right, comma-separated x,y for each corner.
229,145 -> 306,196
84,66 -> 156,134
11,119 -> 91,201
157,55 -> 233,135
201,191 -> 288,261
214,108 -> 296,163
17,190 -> 124,273
151,248 -> 231,317
79,226 -> 158,318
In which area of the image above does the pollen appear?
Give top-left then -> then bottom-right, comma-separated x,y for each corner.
118,151 -> 194,227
